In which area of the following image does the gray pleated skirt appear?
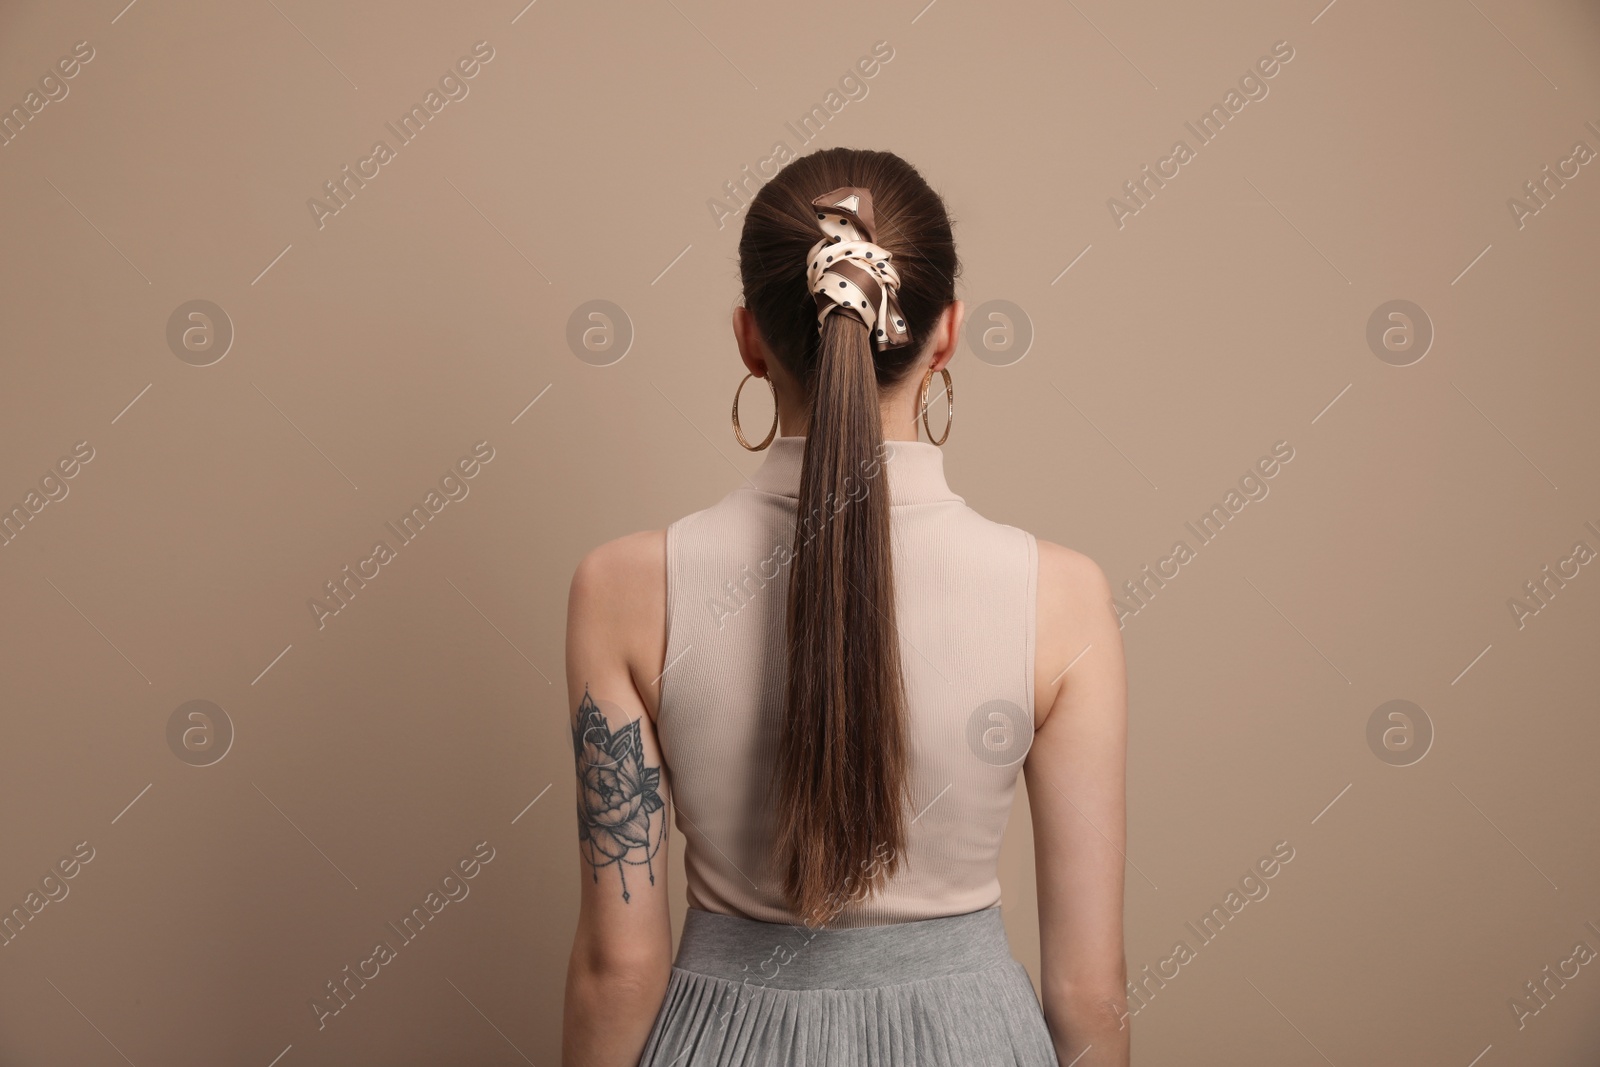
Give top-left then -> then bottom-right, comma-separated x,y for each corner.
638,905 -> 1060,1066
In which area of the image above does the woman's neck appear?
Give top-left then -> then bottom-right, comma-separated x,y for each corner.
773,383 -> 932,444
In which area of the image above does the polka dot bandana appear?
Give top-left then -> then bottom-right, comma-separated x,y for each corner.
805,186 -> 912,352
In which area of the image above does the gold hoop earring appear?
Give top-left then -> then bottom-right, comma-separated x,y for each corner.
919,366 -> 953,446
732,372 -> 778,451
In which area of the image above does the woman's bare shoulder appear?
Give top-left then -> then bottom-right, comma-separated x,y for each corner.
570,529 -> 667,600
1035,538 -> 1110,597
568,529 -> 668,717
1033,538 -> 1120,729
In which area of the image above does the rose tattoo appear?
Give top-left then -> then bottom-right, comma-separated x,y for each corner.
572,688 -> 665,902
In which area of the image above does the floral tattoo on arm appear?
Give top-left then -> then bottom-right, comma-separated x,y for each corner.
572,687 -> 666,902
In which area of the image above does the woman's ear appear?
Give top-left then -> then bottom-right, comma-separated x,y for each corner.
732,306 -> 771,378
929,299 -> 965,373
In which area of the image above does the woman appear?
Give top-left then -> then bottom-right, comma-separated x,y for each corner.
562,147 -> 1129,1066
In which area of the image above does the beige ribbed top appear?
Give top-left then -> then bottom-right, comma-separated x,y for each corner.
658,434 -> 1038,927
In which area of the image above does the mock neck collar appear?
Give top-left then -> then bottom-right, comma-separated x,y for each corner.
748,435 -> 963,506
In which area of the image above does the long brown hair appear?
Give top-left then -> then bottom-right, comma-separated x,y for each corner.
737,148 -> 959,924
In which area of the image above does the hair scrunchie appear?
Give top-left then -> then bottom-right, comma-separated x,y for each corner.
805,186 -> 912,352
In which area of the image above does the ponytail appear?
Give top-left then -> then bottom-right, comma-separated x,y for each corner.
775,312 -> 910,927
737,147 -> 958,925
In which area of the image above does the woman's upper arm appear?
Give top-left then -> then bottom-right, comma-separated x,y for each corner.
1025,541 -> 1129,1011
565,530 -> 673,978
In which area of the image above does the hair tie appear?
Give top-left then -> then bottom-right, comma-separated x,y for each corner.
805,187 -> 912,352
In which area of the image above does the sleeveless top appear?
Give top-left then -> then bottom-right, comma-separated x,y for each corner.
657,434 -> 1038,927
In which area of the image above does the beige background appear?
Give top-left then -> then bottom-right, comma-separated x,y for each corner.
2,0 -> 1598,1064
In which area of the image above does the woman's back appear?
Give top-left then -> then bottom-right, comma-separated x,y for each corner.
658,435 -> 1037,927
